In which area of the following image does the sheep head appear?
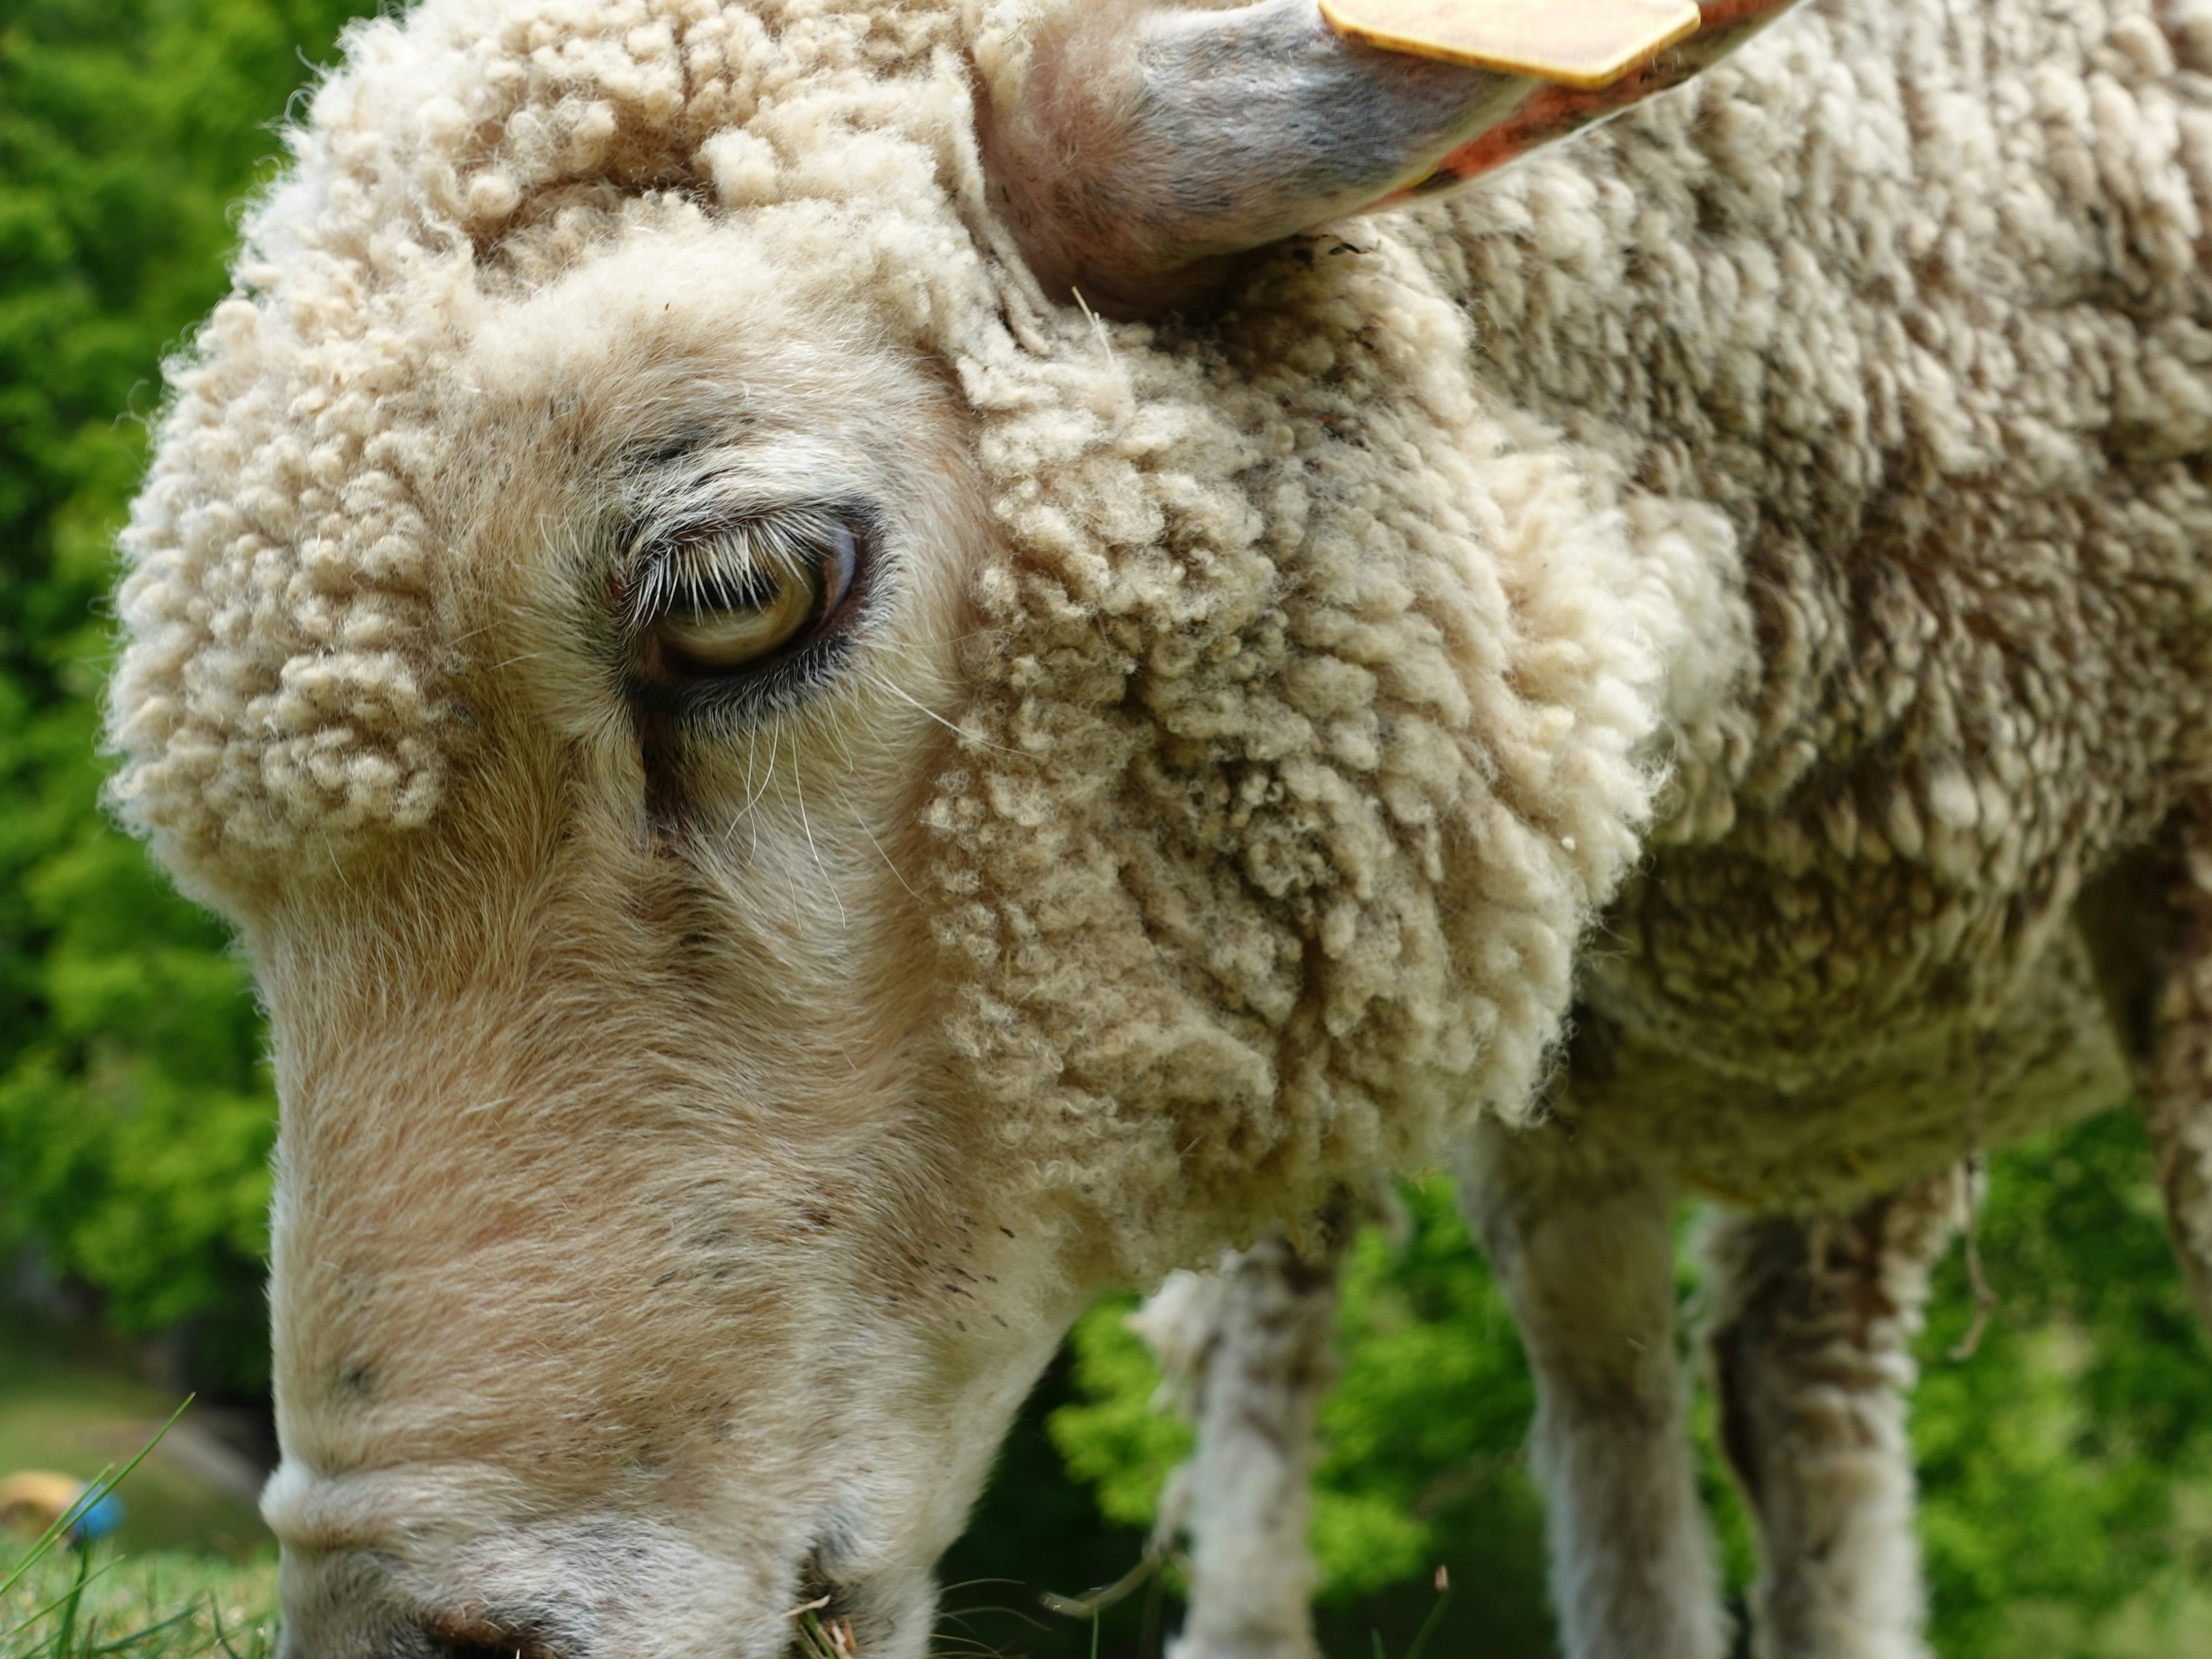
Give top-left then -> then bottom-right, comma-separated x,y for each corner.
104,0 -> 1766,1653
211,225 -> 1071,1659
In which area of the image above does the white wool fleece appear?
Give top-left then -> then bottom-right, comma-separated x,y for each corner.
107,0 -> 1668,1278
108,0 -> 2212,1271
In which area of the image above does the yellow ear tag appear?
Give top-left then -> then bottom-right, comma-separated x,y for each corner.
1319,0 -> 1702,89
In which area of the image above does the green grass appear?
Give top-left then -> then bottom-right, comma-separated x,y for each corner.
0,1313 -> 276,1658
0,1550 -> 276,1659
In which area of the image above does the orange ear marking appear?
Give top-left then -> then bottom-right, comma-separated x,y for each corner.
1319,0 -> 1703,89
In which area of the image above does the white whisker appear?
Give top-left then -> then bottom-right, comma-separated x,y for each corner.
740,722 -> 778,863
788,741 -> 847,930
865,671 -> 1014,753
827,724 -> 922,902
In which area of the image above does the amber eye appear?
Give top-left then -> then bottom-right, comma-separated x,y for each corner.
639,515 -> 860,679
656,566 -> 819,669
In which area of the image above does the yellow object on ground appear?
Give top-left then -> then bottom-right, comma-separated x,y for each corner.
1320,0 -> 1702,88
0,1469 -> 87,1528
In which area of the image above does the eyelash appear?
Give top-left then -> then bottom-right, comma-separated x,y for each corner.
619,508 -> 856,633
643,634 -> 858,728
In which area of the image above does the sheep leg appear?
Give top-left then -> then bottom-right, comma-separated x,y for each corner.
1134,1231 -> 1339,1659
1459,1118 -> 1725,1659
2138,833 -> 2212,1327
1703,1175 -> 1962,1659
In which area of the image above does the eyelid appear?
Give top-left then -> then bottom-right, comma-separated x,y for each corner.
620,505 -> 863,632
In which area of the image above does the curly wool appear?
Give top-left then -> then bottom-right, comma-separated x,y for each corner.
107,0 -> 2212,1267
930,259 -> 1672,1255
107,0 -> 1671,1272
1411,0 -> 2212,1207
108,0 -> 973,854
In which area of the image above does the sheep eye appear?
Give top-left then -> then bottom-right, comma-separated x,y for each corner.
637,516 -> 860,680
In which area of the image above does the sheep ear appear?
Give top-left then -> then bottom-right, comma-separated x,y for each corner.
978,0 -> 1800,318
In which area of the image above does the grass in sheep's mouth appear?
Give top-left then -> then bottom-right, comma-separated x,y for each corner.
786,1596 -> 858,1659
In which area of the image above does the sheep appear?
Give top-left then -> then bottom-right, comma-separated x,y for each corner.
103,0 -> 2212,1653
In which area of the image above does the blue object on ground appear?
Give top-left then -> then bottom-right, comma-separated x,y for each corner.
69,1489 -> 124,1540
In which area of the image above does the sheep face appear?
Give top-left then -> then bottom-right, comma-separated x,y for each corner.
240,228 -> 1068,1659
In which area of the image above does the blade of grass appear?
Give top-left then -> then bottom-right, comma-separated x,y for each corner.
1399,1586 -> 1453,1659
1039,1543 -> 1166,1619
85,1600 -> 202,1656
797,1608 -> 846,1659
210,1592 -> 248,1659
5,1555 -> 124,1642
50,1540 -> 94,1658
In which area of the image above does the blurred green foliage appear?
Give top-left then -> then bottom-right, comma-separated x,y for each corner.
0,0 -> 380,1383
5,0 -> 2212,1651
1044,1182 -> 1558,1656
1915,1113 -> 2212,1656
